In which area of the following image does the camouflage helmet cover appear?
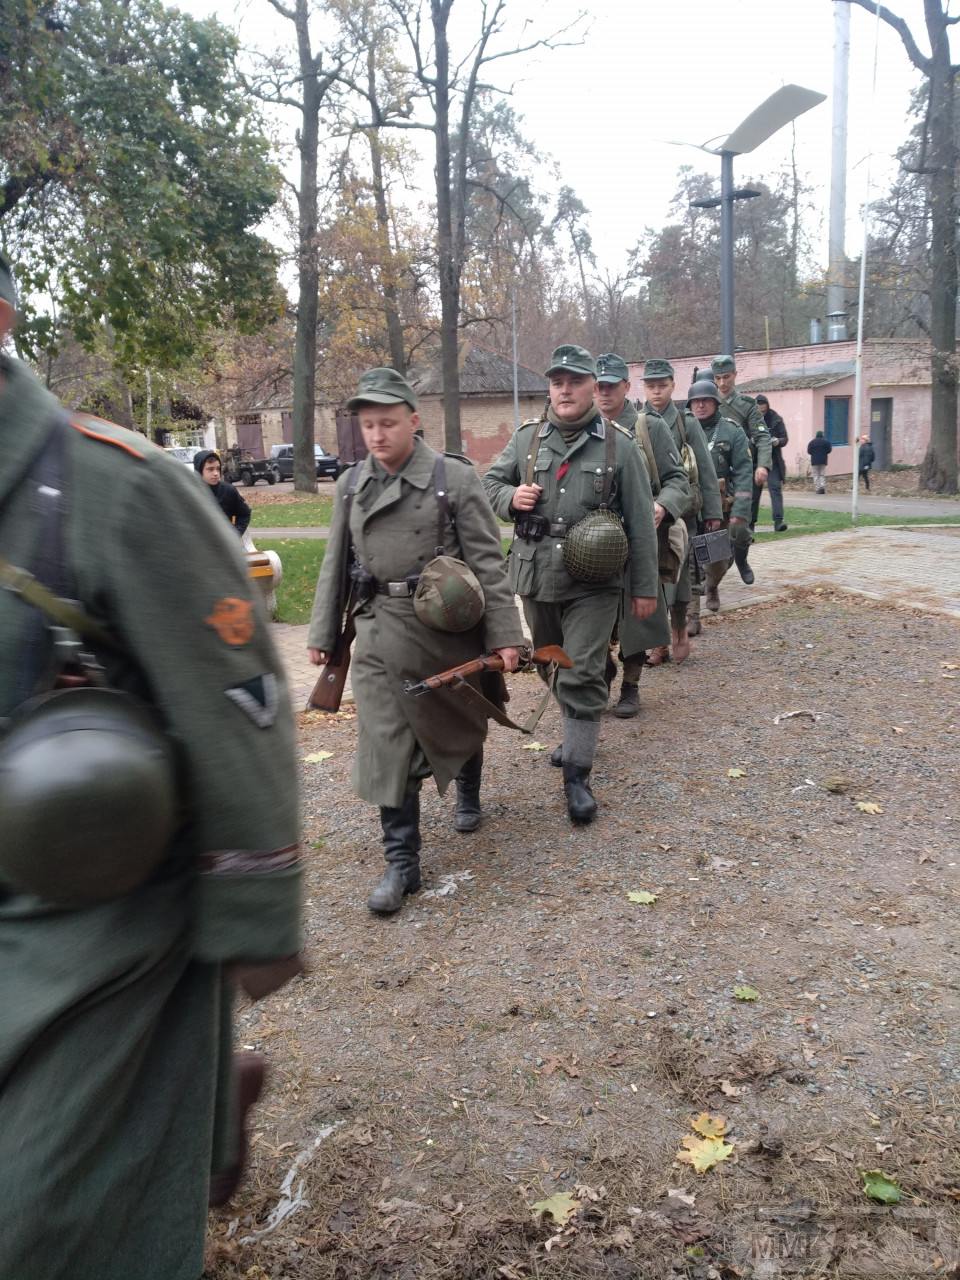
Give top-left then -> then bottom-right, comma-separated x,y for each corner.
413,555 -> 485,632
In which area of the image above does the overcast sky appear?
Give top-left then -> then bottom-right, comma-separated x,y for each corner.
187,0 -> 951,274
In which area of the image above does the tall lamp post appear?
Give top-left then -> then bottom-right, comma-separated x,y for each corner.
685,85 -> 826,354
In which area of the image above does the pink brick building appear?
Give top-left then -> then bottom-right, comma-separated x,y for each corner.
628,339 -> 938,478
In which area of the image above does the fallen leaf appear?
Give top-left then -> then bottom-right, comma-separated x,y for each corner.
861,1170 -> 901,1204
720,1080 -> 745,1099
608,1226 -> 634,1248
942,662 -> 960,671
823,775 -> 853,794
521,741 -> 548,751
677,1134 -> 734,1173
856,801 -> 884,815
892,726 -> 905,735
530,1191 -> 580,1225
773,709 -> 818,724
690,1112 -> 728,1138
708,856 -> 738,872
303,750 -> 333,763
733,985 -> 760,1002
666,1188 -> 697,1207
727,767 -> 747,778
627,890 -> 657,905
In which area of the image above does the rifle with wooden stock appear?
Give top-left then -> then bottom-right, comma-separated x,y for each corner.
403,644 -> 572,698
307,472 -> 360,713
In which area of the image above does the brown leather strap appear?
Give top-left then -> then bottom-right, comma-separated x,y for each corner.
448,661 -> 559,734
634,412 -> 660,492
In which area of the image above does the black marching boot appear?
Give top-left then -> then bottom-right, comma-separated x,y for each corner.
563,764 -> 597,823
368,790 -> 422,914
733,543 -> 755,585
454,750 -> 483,833
560,717 -> 600,823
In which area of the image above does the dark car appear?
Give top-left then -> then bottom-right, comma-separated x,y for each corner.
269,443 -> 342,482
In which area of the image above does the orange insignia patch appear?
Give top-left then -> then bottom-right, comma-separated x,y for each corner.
205,597 -> 255,646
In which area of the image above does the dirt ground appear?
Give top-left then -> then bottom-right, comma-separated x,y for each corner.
207,591 -> 960,1280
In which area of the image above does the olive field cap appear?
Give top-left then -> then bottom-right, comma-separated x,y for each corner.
711,354 -> 737,375
346,367 -> 418,411
687,378 -> 721,406
0,254 -> 16,309
643,358 -> 675,380
595,353 -> 630,384
413,555 -> 485,632
545,344 -> 597,378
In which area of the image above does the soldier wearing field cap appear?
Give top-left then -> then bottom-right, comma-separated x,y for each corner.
483,345 -> 659,822
309,367 -> 523,914
595,352 -> 689,709
709,354 -> 769,585
641,358 -> 723,643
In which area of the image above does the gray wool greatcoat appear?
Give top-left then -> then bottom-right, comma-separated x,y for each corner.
308,439 -> 524,808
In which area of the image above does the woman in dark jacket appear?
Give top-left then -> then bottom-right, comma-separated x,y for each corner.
192,450 -> 251,535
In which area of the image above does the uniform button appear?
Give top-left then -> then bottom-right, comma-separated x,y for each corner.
556,543 -> 562,549
560,487 -> 565,493
595,467 -> 602,474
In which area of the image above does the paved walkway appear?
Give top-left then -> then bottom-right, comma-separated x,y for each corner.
272,524 -> 960,709
763,490 -> 960,518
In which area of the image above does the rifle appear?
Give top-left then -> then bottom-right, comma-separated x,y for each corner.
306,601 -> 356,712
403,644 -> 572,698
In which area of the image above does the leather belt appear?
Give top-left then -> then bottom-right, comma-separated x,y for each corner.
373,575 -> 420,597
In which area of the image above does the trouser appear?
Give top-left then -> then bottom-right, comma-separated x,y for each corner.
859,467 -> 871,491
522,590 -> 620,721
811,464 -> 826,493
751,469 -> 784,526
705,516 -> 751,591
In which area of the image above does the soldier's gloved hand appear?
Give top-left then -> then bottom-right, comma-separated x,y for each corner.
494,646 -> 521,673
511,483 -> 542,513
630,596 -> 658,621
653,502 -> 666,528
704,519 -> 722,533
754,467 -> 768,485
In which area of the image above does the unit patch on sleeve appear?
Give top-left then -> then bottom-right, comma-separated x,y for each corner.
205,596 -> 255,646
225,673 -> 279,728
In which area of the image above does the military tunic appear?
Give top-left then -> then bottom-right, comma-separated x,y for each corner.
700,410 -> 754,591
720,390 -> 773,469
483,413 -> 658,720
308,439 -> 524,809
0,357 -> 302,1280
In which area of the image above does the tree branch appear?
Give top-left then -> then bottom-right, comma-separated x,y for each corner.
839,0 -> 930,73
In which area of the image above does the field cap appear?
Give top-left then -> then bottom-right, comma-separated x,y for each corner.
643,358 -> 674,380
711,354 -> 736,375
346,367 -> 417,411
595,353 -> 629,384
545,344 -> 596,378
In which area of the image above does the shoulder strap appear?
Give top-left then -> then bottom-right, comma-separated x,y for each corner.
601,419 -> 616,505
433,454 -> 453,553
675,407 -> 688,448
523,421 -> 541,487
634,412 -> 660,491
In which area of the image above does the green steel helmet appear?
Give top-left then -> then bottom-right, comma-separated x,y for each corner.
0,687 -> 179,906
687,378 -> 721,407
413,555 -> 485,632
562,509 -> 628,583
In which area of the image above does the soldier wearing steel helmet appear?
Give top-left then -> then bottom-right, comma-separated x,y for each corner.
483,344 -> 659,823
0,254 -> 303,1279
308,367 -> 523,915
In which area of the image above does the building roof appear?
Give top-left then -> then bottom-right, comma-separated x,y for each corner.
409,344 -> 548,397
739,361 -> 855,393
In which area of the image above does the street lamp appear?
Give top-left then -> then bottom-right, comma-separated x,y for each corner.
682,85 -> 826,354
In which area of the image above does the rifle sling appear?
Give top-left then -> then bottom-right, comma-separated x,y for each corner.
446,660 -> 559,735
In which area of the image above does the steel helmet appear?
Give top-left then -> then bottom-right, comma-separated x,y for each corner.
0,687 -> 179,906
562,509 -> 629,583
413,555 -> 485,632
687,378 -> 720,407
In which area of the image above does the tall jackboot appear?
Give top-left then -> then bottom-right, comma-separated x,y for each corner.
670,603 -> 690,663
454,749 -> 483,833
561,717 -> 600,823
687,591 -> 702,637
733,542 -> 755,585
615,656 -> 643,717
368,789 -> 422,914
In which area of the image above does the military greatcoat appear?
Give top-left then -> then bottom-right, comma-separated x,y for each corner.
701,410 -> 754,590
0,356 -> 302,1280
308,439 -> 523,808
720,389 -> 773,469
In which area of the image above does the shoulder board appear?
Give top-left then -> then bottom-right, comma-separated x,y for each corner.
719,415 -> 742,431
518,417 -> 543,431
612,422 -> 634,439
443,450 -> 473,466
69,413 -> 149,460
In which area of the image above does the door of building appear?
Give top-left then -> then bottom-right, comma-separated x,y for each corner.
281,411 -> 293,443
235,416 -> 265,458
869,398 -> 892,470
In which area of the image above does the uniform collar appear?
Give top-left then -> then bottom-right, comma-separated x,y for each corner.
615,400 -> 638,431
536,412 -> 606,442
358,436 -> 436,492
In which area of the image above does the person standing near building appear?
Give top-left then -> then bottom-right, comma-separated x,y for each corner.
0,254 -> 304,1280
752,394 -> 788,531
686,378 -> 754,613
807,430 -> 833,493
594,352 -> 689,704
641,360 -> 724,642
193,448 -> 252,537
308,368 -> 524,914
858,434 -> 876,491
484,345 -> 659,822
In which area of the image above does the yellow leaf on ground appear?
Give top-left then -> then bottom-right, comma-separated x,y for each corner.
733,984 -> 761,1002
690,1112 -> 728,1137
627,890 -> 657,905
727,767 -> 746,778
677,1134 -> 734,1173
520,741 -> 548,751
530,1191 -> 580,1225
303,750 -> 333,763
856,801 -> 884,815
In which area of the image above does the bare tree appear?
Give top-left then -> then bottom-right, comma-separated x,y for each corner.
841,0 -> 958,493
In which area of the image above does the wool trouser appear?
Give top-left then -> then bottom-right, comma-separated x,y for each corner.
522,590 -> 620,721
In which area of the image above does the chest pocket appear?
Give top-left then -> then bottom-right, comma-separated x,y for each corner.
579,460 -> 614,507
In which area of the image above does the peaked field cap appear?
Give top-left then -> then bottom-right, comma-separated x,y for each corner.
595,353 -> 629,383
545,344 -> 596,378
0,254 -> 16,309
711,354 -> 736,374
346,367 -> 417,410
643,358 -> 674,380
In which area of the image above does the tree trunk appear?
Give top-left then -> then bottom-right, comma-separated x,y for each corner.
432,0 -> 462,454
292,0 -> 319,495
366,46 -> 406,373
919,2 -> 958,493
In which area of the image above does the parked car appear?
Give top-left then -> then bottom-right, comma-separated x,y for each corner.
269,443 -> 343,482
164,445 -> 203,470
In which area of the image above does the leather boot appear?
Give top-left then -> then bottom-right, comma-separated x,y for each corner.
454,750 -> 483,832
549,744 -> 563,767
208,1052 -> 266,1207
604,652 -> 617,690
368,791 -> 422,914
563,763 -> 597,823
646,645 -> 671,667
687,595 -> 702,637
705,581 -> 720,612
733,543 -> 755,585
670,604 -> 690,663
614,681 -> 640,718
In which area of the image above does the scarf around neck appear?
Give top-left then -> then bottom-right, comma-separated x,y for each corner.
547,403 -> 598,446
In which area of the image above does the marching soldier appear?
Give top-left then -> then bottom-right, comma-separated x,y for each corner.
686,378 -> 754,613
710,354 -> 771,585
595,352 -> 689,703
308,368 -> 524,915
640,359 -> 723,642
483,345 -> 659,822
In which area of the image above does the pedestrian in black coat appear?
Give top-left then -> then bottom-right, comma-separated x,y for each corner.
806,432 -> 833,494
858,435 -> 876,491
193,450 -> 251,535
751,395 -> 789,530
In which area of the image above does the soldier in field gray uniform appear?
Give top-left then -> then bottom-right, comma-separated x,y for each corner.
710,354 -> 771,586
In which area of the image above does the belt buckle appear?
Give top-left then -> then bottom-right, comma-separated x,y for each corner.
387,581 -> 411,598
